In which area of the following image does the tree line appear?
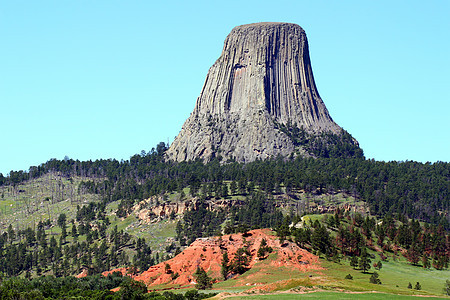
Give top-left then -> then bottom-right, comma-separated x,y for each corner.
0,203 -> 157,279
0,271 -> 216,299
0,142 -> 448,228
276,210 -> 448,272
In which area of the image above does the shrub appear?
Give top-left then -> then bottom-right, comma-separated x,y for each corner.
165,263 -> 172,274
444,280 -> 450,296
257,238 -> 273,259
369,272 -> 381,284
171,272 -> 179,280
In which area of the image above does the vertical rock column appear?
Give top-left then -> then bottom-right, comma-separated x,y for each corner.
167,22 -> 343,163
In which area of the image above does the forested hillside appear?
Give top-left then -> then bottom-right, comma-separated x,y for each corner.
1,143 -> 448,227
0,143 -> 448,297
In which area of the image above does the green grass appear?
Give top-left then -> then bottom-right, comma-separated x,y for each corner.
106,201 -> 178,252
319,254 -> 450,297
212,250 -> 318,294
1,175 -> 448,299
379,257 -> 449,294
0,173 -> 101,231
167,188 -> 191,202
225,291 -> 449,299
301,214 -> 324,224
0,172 -> 179,254
210,231 -> 449,298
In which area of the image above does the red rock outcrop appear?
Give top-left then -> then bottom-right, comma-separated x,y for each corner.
104,229 -> 322,288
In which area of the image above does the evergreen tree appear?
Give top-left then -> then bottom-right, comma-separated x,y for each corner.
221,252 -> 230,280
57,213 -> 67,230
165,263 -> 172,274
350,256 -> 359,269
405,244 -> 420,265
257,238 -> 273,259
231,247 -> 250,274
444,279 -> 450,296
311,223 -> 332,255
369,271 -> 381,284
194,267 -> 213,290
71,224 -> 78,239
374,260 -> 383,270
229,180 -> 238,196
7,224 -> 15,243
358,248 -> 371,273
422,254 -> 430,269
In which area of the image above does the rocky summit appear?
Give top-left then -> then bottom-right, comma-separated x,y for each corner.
167,22 -> 359,163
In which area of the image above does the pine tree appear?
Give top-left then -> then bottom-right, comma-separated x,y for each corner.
57,213 -> 67,230
311,224 -> 331,254
71,224 -> 78,239
350,256 -> 359,269
231,247 -> 250,274
405,244 -> 420,265
374,260 -> 382,270
165,263 -> 172,274
444,279 -> 450,296
369,271 -> 381,284
358,248 -> 371,273
257,238 -> 272,259
422,253 -> 430,269
7,224 -> 15,243
229,181 -> 237,196
221,252 -> 230,280
194,267 -> 212,289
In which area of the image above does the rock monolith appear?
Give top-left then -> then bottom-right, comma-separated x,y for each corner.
167,22 -> 359,162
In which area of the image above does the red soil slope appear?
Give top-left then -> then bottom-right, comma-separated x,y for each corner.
104,228 -> 322,288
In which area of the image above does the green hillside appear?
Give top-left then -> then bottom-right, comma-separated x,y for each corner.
0,148 -> 447,298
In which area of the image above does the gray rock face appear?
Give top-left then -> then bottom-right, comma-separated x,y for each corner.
167,22 -> 347,163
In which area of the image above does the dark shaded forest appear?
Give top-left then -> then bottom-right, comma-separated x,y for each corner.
0,271 -> 216,299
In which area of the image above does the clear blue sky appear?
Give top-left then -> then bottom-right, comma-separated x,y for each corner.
1,1 -> 449,175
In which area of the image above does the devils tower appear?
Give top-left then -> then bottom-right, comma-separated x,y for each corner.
167,22 -> 361,162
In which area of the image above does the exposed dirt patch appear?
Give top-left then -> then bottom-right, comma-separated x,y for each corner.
104,229 -> 322,289
75,268 -> 88,278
